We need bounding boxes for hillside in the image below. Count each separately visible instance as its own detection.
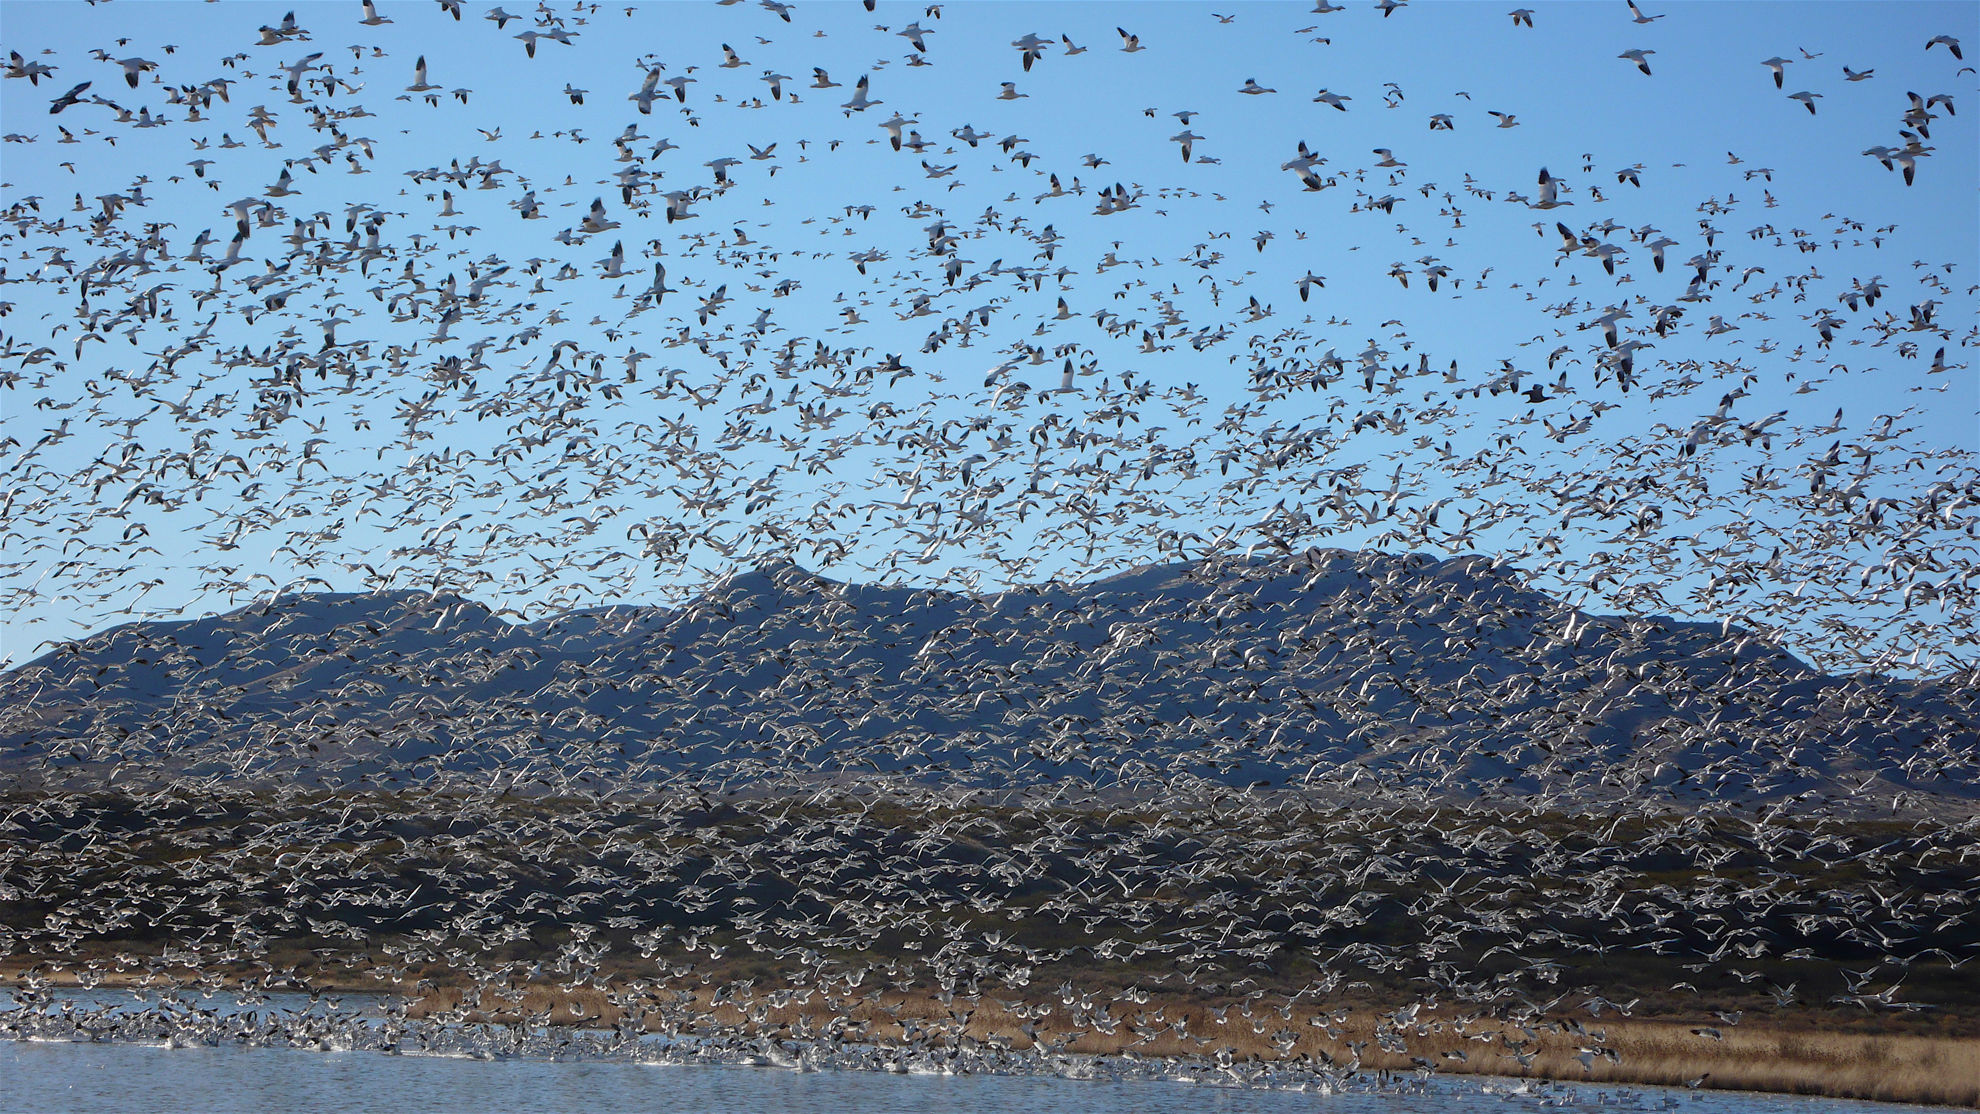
[3,550,1975,807]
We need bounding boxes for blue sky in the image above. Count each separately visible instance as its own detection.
[1,0,1975,672]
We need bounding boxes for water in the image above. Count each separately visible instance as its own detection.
[1,1038,1946,1114]
[0,992,1938,1114]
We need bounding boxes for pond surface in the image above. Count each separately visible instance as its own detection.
[0,992,1938,1114]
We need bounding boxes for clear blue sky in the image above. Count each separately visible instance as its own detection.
[1,0,1975,673]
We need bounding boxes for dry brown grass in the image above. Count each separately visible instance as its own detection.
[1529,1021,1980,1107]
[8,953,1977,1106]
[382,977,1980,1106]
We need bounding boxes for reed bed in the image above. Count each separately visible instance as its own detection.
[376,976,1980,1106]
[9,953,1976,1106]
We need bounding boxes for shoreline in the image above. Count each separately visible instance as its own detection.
[5,793,1974,1106]
[6,958,1976,1107]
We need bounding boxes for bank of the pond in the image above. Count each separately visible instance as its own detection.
[6,960,1975,1107]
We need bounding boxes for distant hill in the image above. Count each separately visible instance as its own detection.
[3,551,1975,807]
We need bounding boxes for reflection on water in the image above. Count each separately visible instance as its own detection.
[0,992,1937,1114]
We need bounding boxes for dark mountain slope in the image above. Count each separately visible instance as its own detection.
[3,551,1974,806]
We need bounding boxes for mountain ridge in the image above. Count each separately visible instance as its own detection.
[4,549,1975,808]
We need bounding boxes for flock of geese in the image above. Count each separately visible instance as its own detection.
[2,774,1975,1089]
[0,0,1975,1093]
